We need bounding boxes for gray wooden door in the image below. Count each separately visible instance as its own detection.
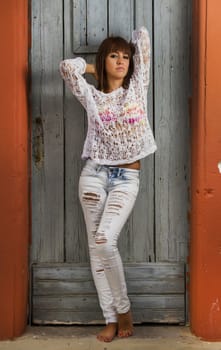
[31,0,191,324]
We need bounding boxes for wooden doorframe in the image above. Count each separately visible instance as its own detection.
[190,0,221,341]
[1,0,221,341]
[0,0,29,340]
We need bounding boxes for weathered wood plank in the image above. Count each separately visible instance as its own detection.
[32,293,184,324]
[87,0,107,45]
[33,262,185,296]
[73,0,108,53]
[34,279,184,295]
[33,310,104,324]
[154,0,191,262]
[33,263,184,280]
[32,263,185,323]
[33,263,185,323]
[73,0,86,53]
[31,0,64,262]
[109,0,133,39]
[64,0,89,263]
[33,295,184,310]
[130,0,155,262]
[33,309,185,325]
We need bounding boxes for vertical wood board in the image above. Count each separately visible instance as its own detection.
[64,0,89,262]
[31,0,64,262]
[154,0,191,262]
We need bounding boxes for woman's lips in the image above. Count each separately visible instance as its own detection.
[116,67,125,71]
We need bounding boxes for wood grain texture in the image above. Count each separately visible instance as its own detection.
[109,0,133,39]
[131,0,155,263]
[31,0,64,262]
[32,263,185,324]
[87,0,107,45]
[33,309,185,325]
[64,0,89,263]
[154,0,191,262]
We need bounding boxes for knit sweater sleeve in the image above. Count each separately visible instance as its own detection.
[132,27,151,90]
[59,57,89,109]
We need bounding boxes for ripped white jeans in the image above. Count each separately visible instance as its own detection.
[79,159,140,324]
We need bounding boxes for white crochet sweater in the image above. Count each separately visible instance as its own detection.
[60,27,157,165]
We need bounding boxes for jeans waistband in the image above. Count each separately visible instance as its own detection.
[86,159,140,173]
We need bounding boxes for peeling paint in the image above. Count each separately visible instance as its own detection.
[211,298,220,313]
[204,188,215,197]
[209,298,221,329]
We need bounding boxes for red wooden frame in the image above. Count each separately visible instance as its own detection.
[0,0,29,339]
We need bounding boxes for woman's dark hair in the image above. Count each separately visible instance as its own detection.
[96,36,135,92]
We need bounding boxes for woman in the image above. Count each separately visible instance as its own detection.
[60,27,157,342]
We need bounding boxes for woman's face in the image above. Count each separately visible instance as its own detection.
[105,51,130,81]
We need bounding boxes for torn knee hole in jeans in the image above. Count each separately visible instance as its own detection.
[106,202,122,215]
[95,238,107,244]
[95,231,107,244]
[82,192,100,202]
[82,192,100,201]
[108,203,122,209]
[106,191,129,214]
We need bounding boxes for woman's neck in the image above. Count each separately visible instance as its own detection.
[106,78,123,93]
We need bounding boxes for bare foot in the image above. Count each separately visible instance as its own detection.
[96,323,118,342]
[118,310,133,338]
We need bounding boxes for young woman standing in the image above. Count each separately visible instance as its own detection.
[60,26,157,342]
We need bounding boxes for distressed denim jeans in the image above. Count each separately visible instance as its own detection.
[79,159,140,324]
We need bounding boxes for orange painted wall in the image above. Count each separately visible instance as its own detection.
[0,0,29,339]
[190,0,221,340]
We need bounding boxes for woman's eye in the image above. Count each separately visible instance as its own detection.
[109,53,129,59]
[110,54,118,58]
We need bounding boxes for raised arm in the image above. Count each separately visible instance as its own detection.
[132,27,151,90]
[60,57,95,108]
